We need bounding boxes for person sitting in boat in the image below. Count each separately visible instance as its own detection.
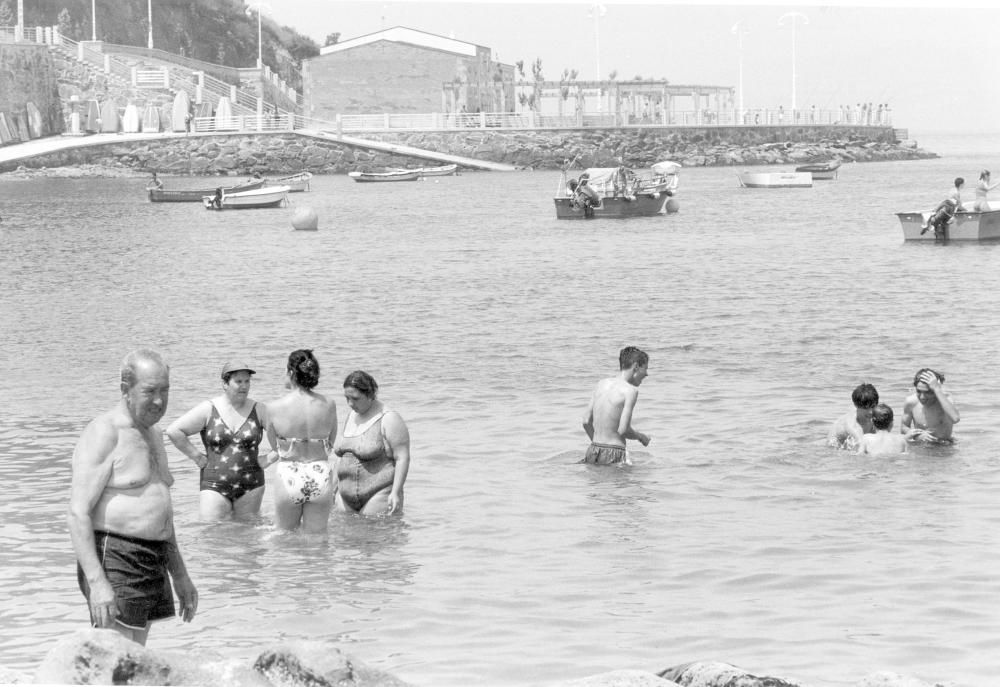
[209,188,223,209]
[149,172,163,190]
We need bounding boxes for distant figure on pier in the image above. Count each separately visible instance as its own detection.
[973,170,1000,211]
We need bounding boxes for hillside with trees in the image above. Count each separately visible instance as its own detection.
[4,0,325,90]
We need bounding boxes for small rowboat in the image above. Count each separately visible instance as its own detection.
[387,163,459,178]
[148,178,265,202]
[268,171,312,192]
[416,164,458,177]
[348,169,420,183]
[795,159,841,180]
[737,171,812,188]
[203,185,290,210]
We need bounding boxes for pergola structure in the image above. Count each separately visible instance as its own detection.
[524,79,735,124]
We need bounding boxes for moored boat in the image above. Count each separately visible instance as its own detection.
[268,171,312,192]
[554,161,680,219]
[737,171,812,188]
[896,208,1000,241]
[795,159,841,180]
[148,178,265,202]
[203,185,290,210]
[416,164,458,177]
[348,169,421,182]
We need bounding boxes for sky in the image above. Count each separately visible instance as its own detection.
[268,1,1000,134]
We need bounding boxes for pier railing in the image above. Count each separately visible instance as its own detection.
[302,108,893,134]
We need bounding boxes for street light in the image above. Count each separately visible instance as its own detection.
[254,0,266,69]
[91,0,96,41]
[147,0,153,49]
[589,3,606,81]
[778,11,808,112]
[731,21,749,121]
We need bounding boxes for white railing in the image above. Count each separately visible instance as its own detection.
[320,109,892,133]
[192,114,293,133]
[133,67,169,89]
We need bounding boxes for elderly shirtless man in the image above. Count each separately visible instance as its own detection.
[901,368,960,443]
[68,349,197,645]
[581,346,651,466]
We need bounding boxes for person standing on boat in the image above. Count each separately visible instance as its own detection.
[901,368,960,443]
[828,382,879,450]
[973,170,1000,211]
[581,346,651,466]
[166,362,270,521]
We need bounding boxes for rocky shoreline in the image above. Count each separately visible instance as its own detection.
[0,629,961,687]
[0,127,935,178]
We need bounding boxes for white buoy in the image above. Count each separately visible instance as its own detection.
[291,206,319,231]
[665,198,680,214]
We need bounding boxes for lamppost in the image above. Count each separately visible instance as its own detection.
[589,3,606,81]
[589,3,606,113]
[778,11,808,112]
[255,0,263,69]
[147,0,153,49]
[731,20,749,122]
[91,0,96,41]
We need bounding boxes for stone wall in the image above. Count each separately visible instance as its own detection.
[0,42,64,139]
[0,126,934,176]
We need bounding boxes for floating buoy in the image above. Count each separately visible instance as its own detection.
[291,206,318,231]
[665,198,680,214]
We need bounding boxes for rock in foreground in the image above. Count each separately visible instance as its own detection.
[34,629,411,686]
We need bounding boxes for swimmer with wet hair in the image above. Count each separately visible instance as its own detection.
[857,403,908,456]
[828,382,879,449]
[901,368,960,442]
[581,346,650,466]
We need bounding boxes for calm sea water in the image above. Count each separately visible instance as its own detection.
[1,132,999,687]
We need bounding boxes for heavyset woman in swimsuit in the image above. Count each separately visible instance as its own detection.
[166,362,268,521]
[333,371,411,516]
[263,350,339,533]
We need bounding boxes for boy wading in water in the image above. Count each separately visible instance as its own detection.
[828,382,879,450]
[901,368,960,443]
[857,403,908,456]
[581,346,651,466]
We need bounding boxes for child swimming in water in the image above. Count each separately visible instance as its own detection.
[857,404,908,456]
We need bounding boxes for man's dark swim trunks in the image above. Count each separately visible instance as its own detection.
[77,530,176,630]
[582,442,628,465]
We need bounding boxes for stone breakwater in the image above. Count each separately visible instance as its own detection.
[0,629,961,687]
[0,126,934,177]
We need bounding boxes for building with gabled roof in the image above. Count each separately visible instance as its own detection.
[302,26,515,120]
